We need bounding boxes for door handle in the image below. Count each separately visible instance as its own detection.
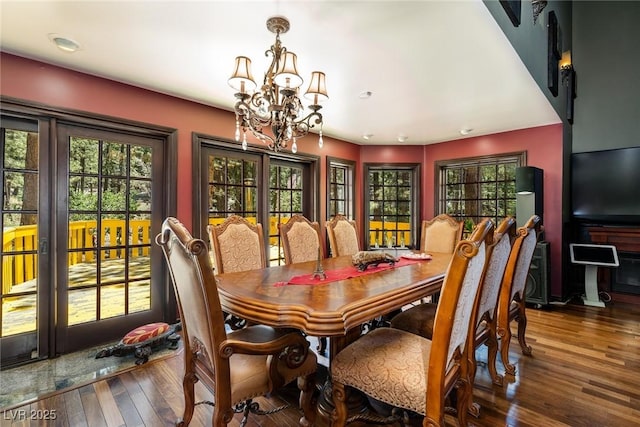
[39,238,48,254]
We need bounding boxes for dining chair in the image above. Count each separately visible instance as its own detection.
[279,214,323,264]
[326,214,360,258]
[420,213,464,254]
[390,216,517,417]
[207,215,267,330]
[495,214,542,376]
[330,218,494,427]
[207,215,267,273]
[278,214,328,354]
[156,217,317,427]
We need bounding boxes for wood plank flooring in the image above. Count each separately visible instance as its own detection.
[2,301,640,426]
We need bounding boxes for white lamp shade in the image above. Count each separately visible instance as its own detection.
[274,51,303,88]
[304,71,328,104]
[228,56,257,92]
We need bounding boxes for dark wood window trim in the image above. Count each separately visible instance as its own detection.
[326,156,356,221]
[191,133,321,245]
[434,151,526,232]
[364,163,421,250]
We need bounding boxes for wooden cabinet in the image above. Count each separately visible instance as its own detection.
[587,227,640,304]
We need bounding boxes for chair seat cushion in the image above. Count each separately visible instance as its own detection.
[230,353,272,402]
[331,327,432,415]
[227,326,318,405]
[121,322,170,345]
[389,303,437,340]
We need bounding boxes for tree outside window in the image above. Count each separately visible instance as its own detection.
[437,153,525,236]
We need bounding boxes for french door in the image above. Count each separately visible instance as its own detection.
[56,124,167,353]
[268,160,307,265]
[0,115,50,366]
[198,142,318,265]
[1,111,172,366]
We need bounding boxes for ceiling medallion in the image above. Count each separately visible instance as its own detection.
[532,0,548,25]
[228,16,328,153]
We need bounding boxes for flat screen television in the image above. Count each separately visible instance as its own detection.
[569,243,619,267]
[571,147,640,224]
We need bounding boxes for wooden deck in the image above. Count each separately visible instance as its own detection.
[2,301,640,426]
[2,257,151,336]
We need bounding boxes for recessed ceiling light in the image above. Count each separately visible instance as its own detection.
[460,128,473,136]
[359,91,372,99]
[397,135,408,143]
[48,33,80,53]
[362,133,373,140]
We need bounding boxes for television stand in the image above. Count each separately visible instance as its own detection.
[583,265,605,307]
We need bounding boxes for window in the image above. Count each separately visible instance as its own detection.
[327,157,355,220]
[268,162,305,265]
[436,153,525,234]
[364,164,420,249]
[197,139,318,267]
[207,154,259,221]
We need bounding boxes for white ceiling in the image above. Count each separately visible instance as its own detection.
[0,0,560,146]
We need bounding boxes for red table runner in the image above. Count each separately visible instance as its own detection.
[274,257,423,286]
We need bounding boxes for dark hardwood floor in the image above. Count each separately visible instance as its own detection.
[2,301,640,426]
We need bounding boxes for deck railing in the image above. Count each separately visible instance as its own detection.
[2,219,151,294]
[4,217,412,293]
[208,217,412,248]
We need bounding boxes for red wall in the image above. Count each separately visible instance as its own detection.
[0,53,359,231]
[424,126,564,297]
[1,53,564,297]
[362,125,564,297]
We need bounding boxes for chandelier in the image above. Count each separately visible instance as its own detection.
[228,16,328,153]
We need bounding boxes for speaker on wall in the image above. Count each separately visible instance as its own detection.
[525,241,550,306]
[516,166,544,228]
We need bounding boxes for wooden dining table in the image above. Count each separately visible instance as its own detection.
[215,251,451,425]
[216,251,451,356]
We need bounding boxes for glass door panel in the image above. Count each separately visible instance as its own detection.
[58,126,162,353]
[0,117,44,365]
[269,162,305,266]
[199,145,314,267]
[206,153,259,223]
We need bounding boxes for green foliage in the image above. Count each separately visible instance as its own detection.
[442,160,518,227]
[4,130,28,169]
[69,190,98,212]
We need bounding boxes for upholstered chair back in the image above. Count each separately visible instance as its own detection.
[435,218,493,366]
[494,214,542,376]
[420,214,464,254]
[476,216,517,326]
[279,215,322,264]
[510,225,538,300]
[326,214,360,257]
[157,218,226,393]
[207,215,266,273]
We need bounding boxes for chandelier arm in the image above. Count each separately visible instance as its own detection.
[294,110,323,130]
[234,100,278,148]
